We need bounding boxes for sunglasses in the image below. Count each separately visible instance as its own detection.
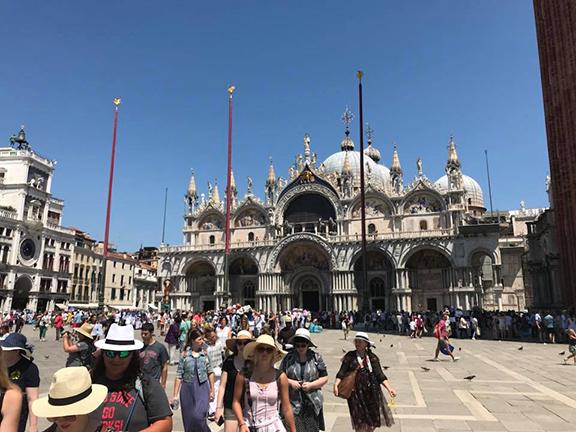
[104,350,131,359]
[256,346,275,354]
[295,343,308,348]
[236,340,250,347]
[47,415,77,423]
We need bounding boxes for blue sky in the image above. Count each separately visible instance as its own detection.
[0,1,548,251]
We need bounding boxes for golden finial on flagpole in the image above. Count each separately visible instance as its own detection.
[113,97,121,107]
[357,70,364,82]
[228,85,235,96]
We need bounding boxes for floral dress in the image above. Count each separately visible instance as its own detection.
[336,350,394,429]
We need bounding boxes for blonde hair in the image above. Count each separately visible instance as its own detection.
[0,353,18,391]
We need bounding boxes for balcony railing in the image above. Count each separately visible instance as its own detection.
[162,228,455,253]
[0,209,17,220]
[47,223,75,235]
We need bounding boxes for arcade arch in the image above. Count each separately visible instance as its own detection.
[13,276,32,311]
[185,260,216,311]
[229,255,259,306]
[352,250,395,311]
[282,193,336,235]
[406,249,452,312]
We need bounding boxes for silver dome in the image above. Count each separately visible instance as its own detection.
[323,151,390,188]
[435,174,484,208]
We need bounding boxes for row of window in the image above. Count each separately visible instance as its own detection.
[111,274,132,285]
[44,238,71,250]
[111,288,130,301]
[112,261,133,271]
[0,228,13,238]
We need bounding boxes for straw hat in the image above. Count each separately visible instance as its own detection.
[353,332,375,348]
[94,324,143,351]
[289,328,317,348]
[32,367,107,418]
[243,334,285,363]
[74,322,94,340]
[225,330,254,351]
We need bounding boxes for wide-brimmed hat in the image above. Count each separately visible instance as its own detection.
[94,324,143,351]
[353,332,375,348]
[289,328,317,348]
[243,334,285,363]
[0,333,33,355]
[225,330,254,351]
[74,323,94,340]
[32,367,107,418]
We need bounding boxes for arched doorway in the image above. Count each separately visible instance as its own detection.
[353,250,394,311]
[278,241,330,312]
[229,256,258,306]
[299,277,321,311]
[13,276,32,311]
[185,261,216,311]
[406,249,452,312]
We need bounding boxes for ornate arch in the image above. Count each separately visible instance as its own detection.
[468,247,499,266]
[182,257,217,276]
[401,189,446,215]
[347,191,396,219]
[196,207,225,230]
[233,198,269,227]
[274,183,343,226]
[229,252,261,273]
[399,244,454,268]
[348,246,397,271]
[266,232,337,272]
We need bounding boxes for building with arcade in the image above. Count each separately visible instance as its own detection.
[158,117,529,313]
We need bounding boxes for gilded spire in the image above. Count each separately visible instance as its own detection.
[391,144,402,174]
[266,157,276,186]
[212,179,221,205]
[187,169,197,197]
[340,107,355,151]
[364,123,381,162]
[448,135,459,164]
[342,150,352,176]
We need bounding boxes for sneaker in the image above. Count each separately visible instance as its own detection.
[453,357,460,362]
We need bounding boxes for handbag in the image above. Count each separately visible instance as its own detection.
[337,369,357,399]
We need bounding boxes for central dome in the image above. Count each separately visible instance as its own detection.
[323,150,390,188]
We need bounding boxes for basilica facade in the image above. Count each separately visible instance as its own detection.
[158,120,526,313]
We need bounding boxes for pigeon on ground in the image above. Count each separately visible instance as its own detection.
[458,347,462,351]
[390,344,394,348]
[44,355,49,359]
[518,346,524,351]
[463,375,476,381]
[559,351,566,356]
[421,366,430,372]
[341,348,346,353]
[383,366,390,370]
[380,338,383,342]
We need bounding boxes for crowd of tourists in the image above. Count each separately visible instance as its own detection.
[0,303,572,431]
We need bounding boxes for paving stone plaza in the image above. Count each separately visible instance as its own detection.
[25,325,576,432]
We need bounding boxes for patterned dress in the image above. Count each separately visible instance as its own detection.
[336,350,394,429]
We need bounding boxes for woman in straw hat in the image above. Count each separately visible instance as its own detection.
[214,330,253,432]
[334,332,396,431]
[0,345,22,431]
[232,334,296,432]
[171,329,214,432]
[91,324,172,432]
[63,322,95,369]
[0,333,40,432]
[32,367,106,432]
[280,328,328,432]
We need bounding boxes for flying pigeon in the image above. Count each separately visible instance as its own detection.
[342,348,346,353]
[463,375,476,381]
[518,346,524,351]
[559,351,566,356]
[383,366,390,370]
[390,344,394,348]
[458,347,462,351]
[421,366,430,372]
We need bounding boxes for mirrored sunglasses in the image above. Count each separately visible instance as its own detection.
[256,346,275,354]
[104,350,131,359]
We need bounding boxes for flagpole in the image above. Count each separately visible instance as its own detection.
[223,85,235,308]
[161,187,168,244]
[357,71,369,312]
[99,97,121,312]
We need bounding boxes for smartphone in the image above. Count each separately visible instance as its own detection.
[217,416,225,426]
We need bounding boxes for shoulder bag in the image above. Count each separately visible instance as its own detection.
[337,369,357,399]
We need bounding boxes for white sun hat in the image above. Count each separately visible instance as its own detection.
[94,323,144,351]
[353,332,376,348]
[32,367,107,418]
